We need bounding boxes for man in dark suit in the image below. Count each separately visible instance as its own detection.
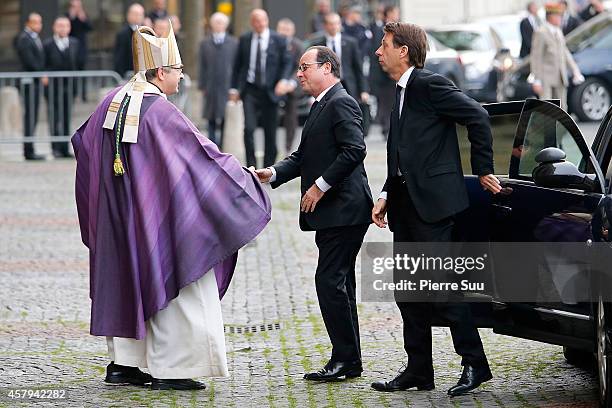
[276,18,304,153]
[255,46,373,381]
[14,12,46,160]
[229,9,292,168]
[199,12,238,147]
[311,13,369,114]
[44,16,80,158]
[519,1,540,58]
[113,3,145,77]
[370,22,501,397]
[560,0,581,35]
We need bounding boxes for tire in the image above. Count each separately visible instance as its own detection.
[597,297,612,407]
[570,78,611,122]
[564,346,595,369]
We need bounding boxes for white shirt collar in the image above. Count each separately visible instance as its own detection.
[544,21,563,36]
[397,66,415,89]
[255,28,270,41]
[326,33,341,43]
[315,82,338,102]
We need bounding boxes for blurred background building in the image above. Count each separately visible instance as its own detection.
[0,0,529,77]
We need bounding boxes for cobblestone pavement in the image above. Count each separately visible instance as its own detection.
[0,124,600,407]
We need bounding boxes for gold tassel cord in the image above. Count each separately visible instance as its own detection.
[113,154,125,176]
[113,95,131,177]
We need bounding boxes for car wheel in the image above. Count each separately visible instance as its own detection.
[564,346,595,368]
[571,78,611,122]
[597,297,612,407]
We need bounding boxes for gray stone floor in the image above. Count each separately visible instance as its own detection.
[0,122,600,407]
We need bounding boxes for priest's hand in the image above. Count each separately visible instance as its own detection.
[254,168,273,183]
[372,198,388,228]
[301,184,324,213]
[479,174,502,194]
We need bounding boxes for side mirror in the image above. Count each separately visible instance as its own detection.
[532,147,597,192]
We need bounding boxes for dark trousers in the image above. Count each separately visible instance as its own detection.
[22,80,41,157]
[314,223,369,362]
[208,118,224,147]
[243,83,278,168]
[46,79,73,155]
[282,92,298,152]
[388,177,488,378]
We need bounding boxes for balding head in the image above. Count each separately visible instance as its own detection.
[26,13,42,33]
[250,9,269,34]
[127,3,145,26]
[323,13,342,36]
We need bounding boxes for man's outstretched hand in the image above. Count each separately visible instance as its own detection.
[253,168,273,183]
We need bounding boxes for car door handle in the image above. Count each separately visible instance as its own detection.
[491,203,512,217]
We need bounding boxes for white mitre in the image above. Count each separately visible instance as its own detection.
[102,23,182,144]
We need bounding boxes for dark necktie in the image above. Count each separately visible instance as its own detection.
[331,39,336,54]
[309,100,319,116]
[255,36,263,87]
[395,85,403,123]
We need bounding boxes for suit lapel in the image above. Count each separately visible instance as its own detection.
[301,82,342,137]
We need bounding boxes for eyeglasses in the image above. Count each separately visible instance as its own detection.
[163,65,184,73]
[297,62,324,72]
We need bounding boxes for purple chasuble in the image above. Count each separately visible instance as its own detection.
[72,87,271,339]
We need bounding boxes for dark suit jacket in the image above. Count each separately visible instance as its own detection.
[231,30,292,103]
[271,82,373,231]
[519,17,537,58]
[14,29,45,72]
[311,35,368,99]
[114,25,135,77]
[382,69,493,225]
[198,35,239,120]
[43,37,79,72]
[562,14,581,35]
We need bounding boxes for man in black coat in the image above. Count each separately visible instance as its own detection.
[44,16,80,158]
[229,9,292,168]
[559,0,581,35]
[519,1,540,58]
[14,12,46,160]
[310,13,369,111]
[198,12,238,146]
[370,22,501,397]
[255,46,373,381]
[113,3,145,77]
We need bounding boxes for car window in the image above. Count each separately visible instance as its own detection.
[457,113,519,175]
[515,112,584,177]
[428,30,490,52]
[567,17,612,52]
[591,27,612,49]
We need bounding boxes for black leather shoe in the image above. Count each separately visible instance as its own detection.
[371,366,434,392]
[447,364,492,397]
[151,378,206,390]
[303,359,362,381]
[24,154,45,161]
[104,361,153,386]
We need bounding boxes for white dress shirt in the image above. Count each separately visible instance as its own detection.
[247,29,270,84]
[54,35,69,52]
[379,66,415,201]
[326,34,342,61]
[268,82,339,192]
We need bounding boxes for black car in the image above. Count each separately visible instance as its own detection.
[501,12,612,122]
[438,98,612,406]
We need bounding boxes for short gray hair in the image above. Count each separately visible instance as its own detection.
[210,12,230,27]
[307,46,341,78]
[145,66,171,81]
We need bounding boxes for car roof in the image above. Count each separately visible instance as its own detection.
[426,23,492,33]
[566,11,612,42]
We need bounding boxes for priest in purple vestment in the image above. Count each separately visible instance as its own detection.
[72,23,271,391]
